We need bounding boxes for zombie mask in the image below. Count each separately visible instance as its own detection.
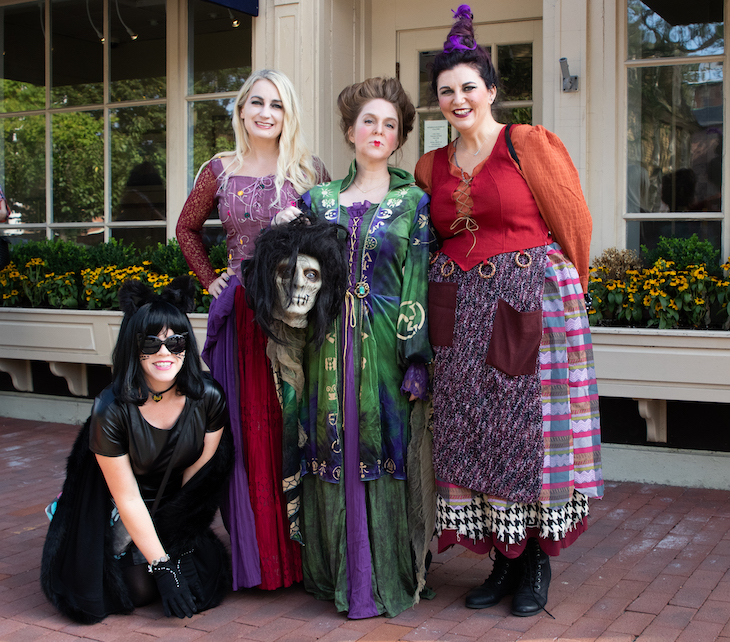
[273,255,322,327]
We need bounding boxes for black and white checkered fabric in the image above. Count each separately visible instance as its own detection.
[436,491,589,544]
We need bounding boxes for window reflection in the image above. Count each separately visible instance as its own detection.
[111,226,166,250]
[189,0,252,94]
[627,63,722,214]
[626,220,721,254]
[0,3,46,113]
[52,110,104,223]
[497,43,532,101]
[110,0,166,102]
[51,0,104,107]
[2,115,46,224]
[628,0,723,60]
[53,227,106,246]
[189,99,235,192]
[110,104,166,250]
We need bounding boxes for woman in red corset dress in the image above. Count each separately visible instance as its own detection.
[176,69,329,591]
[415,5,603,617]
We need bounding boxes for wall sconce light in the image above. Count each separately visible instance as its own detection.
[559,58,578,92]
[229,9,240,28]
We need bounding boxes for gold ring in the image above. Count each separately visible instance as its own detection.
[515,251,532,268]
[430,251,441,265]
[478,261,496,279]
[441,260,455,277]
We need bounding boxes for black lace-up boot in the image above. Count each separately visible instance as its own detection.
[511,538,552,617]
[465,548,523,609]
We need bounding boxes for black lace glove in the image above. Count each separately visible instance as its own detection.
[178,549,204,603]
[148,558,197,618]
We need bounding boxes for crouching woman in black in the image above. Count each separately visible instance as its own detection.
[41,277,233,623]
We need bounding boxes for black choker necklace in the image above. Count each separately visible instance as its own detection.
[151,382,176,402]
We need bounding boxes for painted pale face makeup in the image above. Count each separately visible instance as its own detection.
[436,64,495,134]
[273,255,322,328]
[139,327,185,390]
[240,79,285,141]
[348,98,400,161]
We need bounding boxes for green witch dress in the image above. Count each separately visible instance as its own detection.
[296,162,432,618]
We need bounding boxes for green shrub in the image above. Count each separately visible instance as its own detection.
[641,234,720,275]
[145,239,191,277]
[209,242,228,270]
[87,238,141,269]
[10,239,89,276]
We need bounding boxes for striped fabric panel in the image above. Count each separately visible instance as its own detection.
[540,244,603,507]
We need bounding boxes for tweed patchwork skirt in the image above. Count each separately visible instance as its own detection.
[430,243,603,550]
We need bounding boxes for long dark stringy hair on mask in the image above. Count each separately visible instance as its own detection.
[114,276,204,405]
[430,5,499,100]
[243,213,347,349]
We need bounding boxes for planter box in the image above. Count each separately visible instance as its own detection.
[591,327,730,441]
[2,310,729,443]
[0,308,209,396]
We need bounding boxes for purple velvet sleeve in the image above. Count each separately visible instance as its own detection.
[401,363,429,400]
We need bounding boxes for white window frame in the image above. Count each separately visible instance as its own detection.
[618,0,730,259]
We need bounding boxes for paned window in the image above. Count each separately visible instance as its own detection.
[0,0,252,249]
[625,0,724,255]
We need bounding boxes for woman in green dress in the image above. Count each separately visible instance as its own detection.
[299,77,432,618]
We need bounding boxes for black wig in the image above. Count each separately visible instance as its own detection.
[243,213,347,349]
[113,275,205,405]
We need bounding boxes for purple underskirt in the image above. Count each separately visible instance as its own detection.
[343,201,378,618]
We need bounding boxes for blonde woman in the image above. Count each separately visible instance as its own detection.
[177,69,329,591]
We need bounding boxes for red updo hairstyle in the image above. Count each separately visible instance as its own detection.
[337,77,416,151]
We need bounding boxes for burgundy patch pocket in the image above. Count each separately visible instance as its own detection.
[428,282,458,347]
[485,298,543,376]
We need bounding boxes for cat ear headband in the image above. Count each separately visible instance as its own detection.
[118,275,196,317]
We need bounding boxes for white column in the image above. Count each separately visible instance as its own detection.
[255,0,369,177]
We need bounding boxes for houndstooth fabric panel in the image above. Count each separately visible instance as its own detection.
[435,491,589,544]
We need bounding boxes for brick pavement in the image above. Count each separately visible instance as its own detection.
[1,416,730,642]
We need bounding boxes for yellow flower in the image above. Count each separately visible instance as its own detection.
[695,297,705,306]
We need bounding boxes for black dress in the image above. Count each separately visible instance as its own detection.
[41,374,234,623]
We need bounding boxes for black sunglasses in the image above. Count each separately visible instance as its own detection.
[139,333,188,355]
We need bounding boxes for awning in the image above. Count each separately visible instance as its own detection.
[203,0,258,18]
[641,0,721,27]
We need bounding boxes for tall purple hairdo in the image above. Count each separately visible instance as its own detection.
[429,4,498,101]
[444,5,477,52]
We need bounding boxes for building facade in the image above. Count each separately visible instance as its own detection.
[1,0,726,263]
